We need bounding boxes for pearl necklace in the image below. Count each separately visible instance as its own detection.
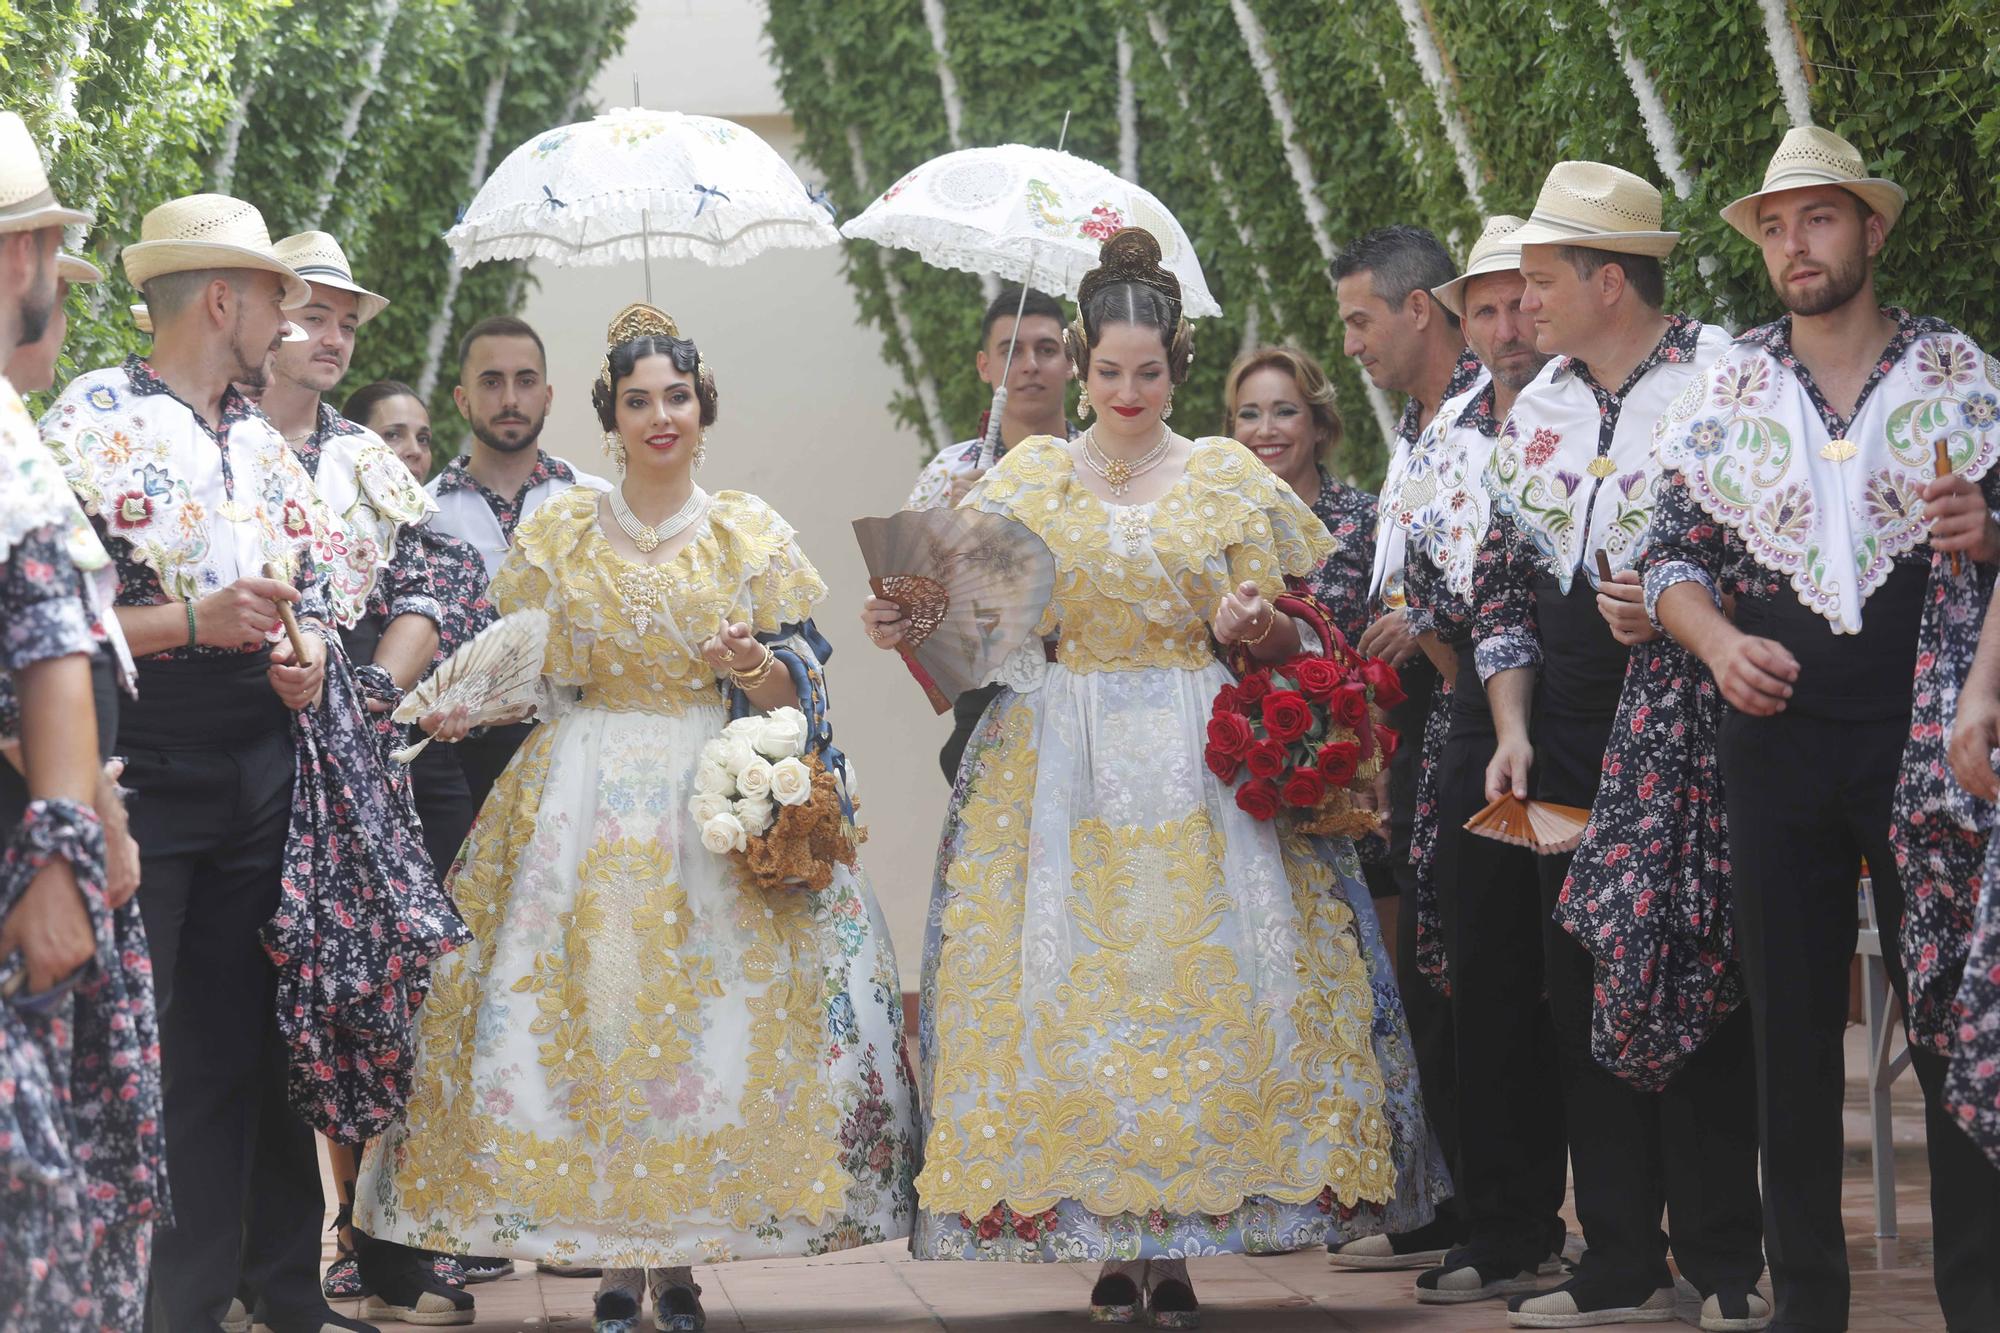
[609,484,707,553]
[1081,424,1172,497]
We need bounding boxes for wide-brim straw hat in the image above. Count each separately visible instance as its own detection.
[1720,125,1906,241]
[122,193,309,308]
[131,301,308,341]
[1432,214,1528,317]
[274,230,388,324]
[1510,161,1679,257]
[56,252,102,285]
[0,112,92,234]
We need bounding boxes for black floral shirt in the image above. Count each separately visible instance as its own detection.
[84,359,328,661]
[1395,346,1485,448]
[1303,466,1379,650]
[1644,309,2000,1057]
[1474,317,1707,682]
[432,450,582,543]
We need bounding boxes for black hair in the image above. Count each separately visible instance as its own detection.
[980,284,1065,349]
[456,314,546,375]
[1331,224,1461,329]
[1551,245,1666,310]
[341,379,422,430]
[591,335,718,430]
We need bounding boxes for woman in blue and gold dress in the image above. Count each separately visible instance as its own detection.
[863,230,1433,1328]
[356,306,918,1333]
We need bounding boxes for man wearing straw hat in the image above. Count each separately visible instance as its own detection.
[38,193,376,1333]
[1473,162,1767,1329]
[0,109,163,1330]
[1382,216,1571,1308]
[1649,126,2000,1332]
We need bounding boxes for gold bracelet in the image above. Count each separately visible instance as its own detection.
[729,645,778,689]
[1243,607,1281,649]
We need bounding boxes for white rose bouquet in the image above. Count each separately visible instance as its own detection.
[687,706,863,891]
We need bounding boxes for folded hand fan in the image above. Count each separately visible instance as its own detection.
[852,508,1055,713]
[1464,794,1591,855]
[389,607,550,762]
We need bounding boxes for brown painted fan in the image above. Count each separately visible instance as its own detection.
[1464,794,1591,855]
[853,508,1055,713]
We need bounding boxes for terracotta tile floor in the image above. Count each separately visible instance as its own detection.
[326,1028,1953,1331]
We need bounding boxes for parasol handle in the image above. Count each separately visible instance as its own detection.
[979,387,1008,471]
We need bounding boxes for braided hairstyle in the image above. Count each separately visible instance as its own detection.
[1064,228,1195,384]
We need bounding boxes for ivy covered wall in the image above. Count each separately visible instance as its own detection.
[765,0,2000,484]
[0,0,635,463]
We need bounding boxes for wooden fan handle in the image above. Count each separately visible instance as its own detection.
[261,561,312,661]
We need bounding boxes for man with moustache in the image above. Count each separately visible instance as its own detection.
[1651,127,2000,1332]
[906,284,1075,782]
[1473,163,1765,1330]
[39,193,369,1333]
[1326,223,1481,1271]
[426,315,608,806]
[1385,217,1571,1306]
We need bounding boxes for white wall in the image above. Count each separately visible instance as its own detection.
[519,0,959,985]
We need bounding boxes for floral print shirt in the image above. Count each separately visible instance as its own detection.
[1303,466,1379,650]
[1645,311,2000,1055]
[432,450,585,543]
[1474,316,1708,682]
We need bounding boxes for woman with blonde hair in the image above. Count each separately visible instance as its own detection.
[1223,346,1375,649]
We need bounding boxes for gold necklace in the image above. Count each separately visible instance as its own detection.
[609,484,707,553]
[1081,424,1172,497]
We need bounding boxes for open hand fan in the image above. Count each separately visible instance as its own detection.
[1464,794,1591,855]
[389,607,550,762]
[853,508,1055,713]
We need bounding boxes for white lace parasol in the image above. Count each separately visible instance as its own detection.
[445,108,839,272]
[840,144,1221,317]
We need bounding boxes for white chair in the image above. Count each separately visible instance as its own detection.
[1855,873,1912,1238]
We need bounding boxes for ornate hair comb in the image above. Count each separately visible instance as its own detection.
[604,301,681,348]
[1076,227,1182,310]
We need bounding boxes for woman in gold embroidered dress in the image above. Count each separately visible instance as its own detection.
[355,306,918,1333]
[861,231,1403,1328]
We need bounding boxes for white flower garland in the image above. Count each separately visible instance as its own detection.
[1758,0,1815,127]
[1141,12,1287,334]
[1599,3,1727,309]
[417,1,520,400]
[825,55,951,451]
[1116,26,1139,183]
[308,0,404,228]
[1392,0,1487,208]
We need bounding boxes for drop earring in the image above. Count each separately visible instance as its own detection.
[693,435,708,470]
[1076,385,1092,420]
[602,430,627,476]
[1162,393,1174,422]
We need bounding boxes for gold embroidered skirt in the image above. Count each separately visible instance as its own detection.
[354,702,919,1266]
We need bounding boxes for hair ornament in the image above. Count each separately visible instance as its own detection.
[1070,227,1196,383]
[595,300,713,403]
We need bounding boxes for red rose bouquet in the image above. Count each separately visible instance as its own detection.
[1206,594,1398,839]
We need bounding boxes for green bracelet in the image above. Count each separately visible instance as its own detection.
[184,599,198,649]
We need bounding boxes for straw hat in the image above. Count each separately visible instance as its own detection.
[121,193,308,308]
[56,252,102,285]
[273,230,388,324]
[1510,162,1679,257]
[1431,214,1528,317]
[130,300,308,342]
[1720,126,1906,241]
[0,112,92,234]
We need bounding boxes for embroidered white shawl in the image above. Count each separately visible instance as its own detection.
[38,367,361,625]
[1656,326,2000,633]
[1488,324,1730,591]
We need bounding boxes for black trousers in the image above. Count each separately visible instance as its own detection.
[1720,709,2000,1331]
[410,738,479,874]
[128,731,326,1331]
[1434,723,1566,1267]
[1534,710,1765,1297]
[455,719,532,812]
